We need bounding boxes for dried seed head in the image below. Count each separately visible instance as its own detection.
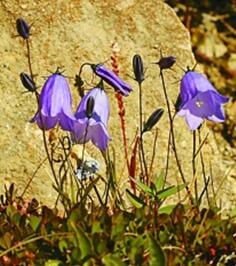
[20,73,36,92]
[158,56,176,70]
[85,96,95,118]
[132,54,145,84]
[16,18,30,39]
[142,108,164,134]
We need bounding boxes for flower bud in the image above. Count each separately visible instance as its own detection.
[174,94,182,112]
[85,96,95,118]
[20,73,36,92]
[16,18,30,39]
[158,56,176,70]
[132,54,144,84]
[142,108,164,134]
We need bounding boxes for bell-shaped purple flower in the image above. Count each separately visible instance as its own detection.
[31,73,75,131]
[92,64,132,96]
[73,87,111,151]
[177,71,229,130]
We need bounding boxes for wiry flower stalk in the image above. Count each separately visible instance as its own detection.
[159,70,194,205]
[17,18,59,191]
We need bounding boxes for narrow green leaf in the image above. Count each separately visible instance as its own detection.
[158,204,176,215]
[126,189,145,208]
[102,254,126,266]
[148,234,166,266]
[131,178,154,196]
[157,184,186,200]
[45,259,63,266]
[154,172,165,191]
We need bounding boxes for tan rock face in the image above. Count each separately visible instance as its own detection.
[0,0,232,207]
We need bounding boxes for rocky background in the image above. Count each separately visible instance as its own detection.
[0,0,235,208]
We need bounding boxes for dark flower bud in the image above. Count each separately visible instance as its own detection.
[174,94,182,112]
[132,54,145,84]
[85,96,95,118]
[142,108,164,134]
[16,18,30,39]
[20,72,36,92]
[158,56,176,70]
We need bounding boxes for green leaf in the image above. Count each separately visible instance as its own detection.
[102,254,126,266]
[126,189,145,208]
[157,184,186,200]
[69,220,92,260]
[44,259,63,266]
[158,204,176,215]
[0,232,12,249]
[132,178,154,196]
[148,234,166,266]
[154,173,165,191]
[29,216,41,232]
[58,240,68,252]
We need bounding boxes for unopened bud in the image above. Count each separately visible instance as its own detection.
[142,108,164,134]
[132,54,145,84]
[16,18,30,39]
[157,56,176,70]
[20,73,36,92]
[85,96,95,118]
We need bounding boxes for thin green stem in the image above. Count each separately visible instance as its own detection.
[25,39,59,187]
[198,129,210,207]
[192,131,198,205]
[159,70,193,204]
[138,83,149,184]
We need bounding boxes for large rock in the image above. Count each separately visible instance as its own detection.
[0,0,233,207]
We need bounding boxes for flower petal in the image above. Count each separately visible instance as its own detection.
[91,123,111,151]
[185,110,203,130]
[30,112,57,130]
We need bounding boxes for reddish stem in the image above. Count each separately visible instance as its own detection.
[110,45,130,174]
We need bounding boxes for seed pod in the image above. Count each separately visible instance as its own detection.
[20,73,36,92]
[132,54,145,84]
[85,96,95,118]
[16,18,30,39]
[142,108,164,134]
[158,56,176,70]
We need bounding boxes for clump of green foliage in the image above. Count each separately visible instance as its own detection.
[0,183,236,265]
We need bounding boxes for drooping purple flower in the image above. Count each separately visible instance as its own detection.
[31,73,76,131]
[177,71,229,130]
[73,87,111,151]
[92,64,132,96]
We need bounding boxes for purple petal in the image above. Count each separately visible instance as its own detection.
[184,91,215,118]
[91,123,111,151]
[75,88,109,125]
[185,110,203,130]
[59,112,75,131]
[30,112,57,130]
[73,87,111,150]
[180,71,217,107]
[95,65,132,96]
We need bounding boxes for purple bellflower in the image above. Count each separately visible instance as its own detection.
[92,64,132,96]
[31,73,75,131]
[73,87,111,151]
[177,71,229,130]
